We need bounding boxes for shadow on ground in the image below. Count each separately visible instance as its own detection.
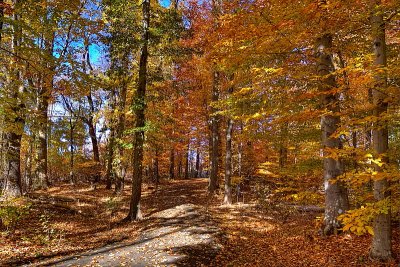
[28,203,222,267]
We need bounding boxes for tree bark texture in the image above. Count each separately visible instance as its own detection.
[127,0,150,221]
[316,33,349,235]
[370,0,392,260]
[223,117,233,205]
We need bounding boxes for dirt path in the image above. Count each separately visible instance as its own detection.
[23,180,222,267]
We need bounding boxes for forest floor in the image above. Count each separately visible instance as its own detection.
[1,178,399,266]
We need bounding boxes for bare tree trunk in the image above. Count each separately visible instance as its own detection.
[370,0,392,260]
[127,0,150,221]
[316,32,349,235]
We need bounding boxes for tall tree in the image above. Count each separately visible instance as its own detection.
[223,111,233,205]
[127,0,151,221]
[2,0,25,197]
[316,2,349,234]
[369,0,392,260]
[208,0,222,194]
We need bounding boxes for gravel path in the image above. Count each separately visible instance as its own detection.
[29,204,221,267]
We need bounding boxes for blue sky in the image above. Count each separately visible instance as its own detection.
[88,0,172,68]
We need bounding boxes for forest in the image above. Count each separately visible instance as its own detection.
[0,0,400,266]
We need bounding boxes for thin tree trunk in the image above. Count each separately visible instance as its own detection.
[316,31,349,235]
[209,70,220,194]
[113,62,128,194]
[0,0,3,44]
[370,0,392,260]
[238,123,243,178]
[127,0,150,221]
[114,80,128,194]
[196,147,200,178]
[105,123,115,189]
[83,45,101,186]
[69,117,75,185]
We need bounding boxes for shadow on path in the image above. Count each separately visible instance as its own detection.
[28,204,221,267]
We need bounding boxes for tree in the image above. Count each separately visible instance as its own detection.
[1,0,25,198]
[369,0,392,260]
[316,1,349,235]
[208,0,222,195]
[127,0,151,221]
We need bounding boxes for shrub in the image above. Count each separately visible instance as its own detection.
[0,198,31,232]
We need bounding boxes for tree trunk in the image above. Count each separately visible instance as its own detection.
[370,0,392,260]
[83,44,101,186]
[36,86,49,188]
[87,96,100,185]
[105,124,115,189]
[238,123,243,177]
[195,147,200,178]
[0,0,3,44]
[35,31,55,189]
[114,80,128,194]
[185,142,190,179]
[224,117,233,205]
[209,70,220,194]
[69,118,75,185]
[316,32,349,235]
[2,0,24,198]
[127,0,150,221]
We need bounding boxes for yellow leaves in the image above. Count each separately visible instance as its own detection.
[252,112,262,119]
[252,67,283,76]
[236,87,252,95]
[339,199,391,236]
[365,226,374,235]
[370,157,384,167]
[256,168,278,177]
